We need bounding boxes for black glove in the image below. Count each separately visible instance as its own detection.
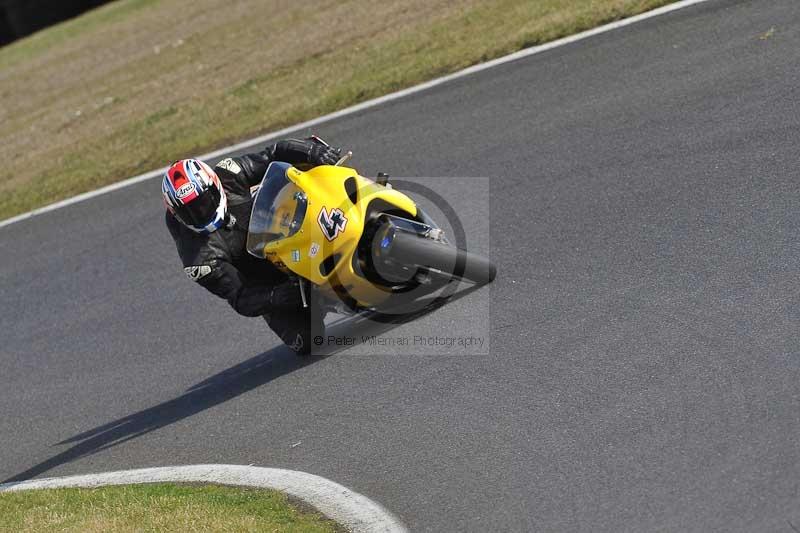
[267,138,342,167]
[267,281,304,311]
[308,143,342,166]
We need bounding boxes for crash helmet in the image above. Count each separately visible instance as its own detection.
[162,159,228,234]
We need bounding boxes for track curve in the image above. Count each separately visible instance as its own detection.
[2,1,799,530]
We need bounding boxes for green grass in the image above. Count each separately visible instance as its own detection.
[0,0,678,220]
[0,483,341,532]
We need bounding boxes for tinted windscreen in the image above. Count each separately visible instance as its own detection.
[246,162,307,257]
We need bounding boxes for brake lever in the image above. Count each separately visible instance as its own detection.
[309,135,329,147]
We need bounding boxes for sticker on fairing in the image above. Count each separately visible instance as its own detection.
[184,265,212,281]
[291,249,301,262]
[317,207,347,241]
[308,242,320,258]
[216,157,242,174]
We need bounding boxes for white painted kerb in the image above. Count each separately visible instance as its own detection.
[0,464,408,533]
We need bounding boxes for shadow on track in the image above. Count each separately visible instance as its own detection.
[3,284,481,484]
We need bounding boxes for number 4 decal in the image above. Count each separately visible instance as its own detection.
[317,207,348,241]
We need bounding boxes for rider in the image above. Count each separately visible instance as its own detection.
[163,137,342,355]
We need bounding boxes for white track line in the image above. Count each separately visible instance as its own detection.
[0,464,408,533]
[0,0,711,230]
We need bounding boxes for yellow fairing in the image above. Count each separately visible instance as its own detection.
[262,165,417,307]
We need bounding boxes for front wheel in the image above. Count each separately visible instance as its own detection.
[375,228,496,285]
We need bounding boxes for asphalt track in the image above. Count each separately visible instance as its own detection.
[1,0,798,530]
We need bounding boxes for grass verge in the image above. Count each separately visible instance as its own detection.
[0,0,679,219]
[0,483,341,532]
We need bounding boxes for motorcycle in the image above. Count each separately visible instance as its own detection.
[245,139,496,316]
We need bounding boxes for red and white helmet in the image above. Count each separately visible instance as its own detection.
[162,159,228,234]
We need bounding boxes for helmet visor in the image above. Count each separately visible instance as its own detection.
[174,186,221,228]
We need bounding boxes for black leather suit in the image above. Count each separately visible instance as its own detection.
[166,139,328,354]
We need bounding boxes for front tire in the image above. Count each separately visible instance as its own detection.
[378,229,496,285]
